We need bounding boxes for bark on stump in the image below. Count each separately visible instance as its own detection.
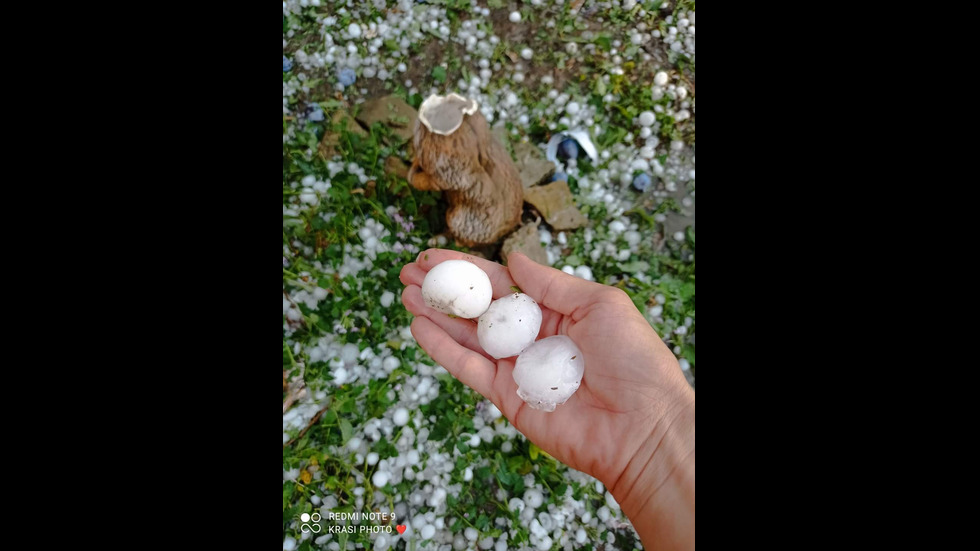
[408,93,523,247]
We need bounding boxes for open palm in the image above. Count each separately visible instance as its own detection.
[400,249,693,491]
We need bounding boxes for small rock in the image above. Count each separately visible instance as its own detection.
[318,111,368,159]
[512,141,555,189]
[384,156,410,180]
[523,180,588,230]
[356,95,418,144]
[502,223,549,266]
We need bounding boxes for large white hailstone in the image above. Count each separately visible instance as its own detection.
[348,23,362,38]
[513,336,585,412]
[638,111,655,127]
[521,48,533,60]
[421,260,493,318]
[654,71,669,86]
[477,293,543,359]
[509,11,521,23]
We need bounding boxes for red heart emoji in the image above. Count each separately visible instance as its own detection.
[396,525,407,535]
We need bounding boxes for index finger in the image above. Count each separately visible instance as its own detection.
[413,248,519,299]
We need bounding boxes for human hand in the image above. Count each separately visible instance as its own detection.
[400,249,694,548]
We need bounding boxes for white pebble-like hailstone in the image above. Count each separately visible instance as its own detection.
[638,111,655,127]
[372,470,389,487]
[509,11,521,23]
[421,260,493,318]
[654,71,669,86]
[513,336,585,412]
[393,407,410,426]
[477,293,543,359]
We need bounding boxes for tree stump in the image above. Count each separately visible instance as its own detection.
[408,94,523,247]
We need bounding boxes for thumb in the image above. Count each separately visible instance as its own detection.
[507,252,609,317]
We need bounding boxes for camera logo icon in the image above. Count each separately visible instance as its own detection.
[300,512,321,533]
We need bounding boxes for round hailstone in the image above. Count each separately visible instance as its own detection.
[638,111,655,127]
[393,407,410,426]
[348,23,362,38]
[478,293,542,358]
[566,102,581,116]
[513,336,585,412]
[421,260,493,318]
[524,488,544,508]
[654,71,669,86]
[372,470,390,487]
[509,11,522,23]
[521,48,533,60]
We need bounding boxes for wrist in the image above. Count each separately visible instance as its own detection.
[609,386,695,548]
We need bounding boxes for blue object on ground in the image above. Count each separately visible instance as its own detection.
[338,68,357,87]
[559,139,579,159]
[632,172,652,191]
[283,55,293,72]
[308,104,325,122]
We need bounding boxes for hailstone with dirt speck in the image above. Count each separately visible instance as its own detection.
[513,336,585,412]
[477,293,542,359]
[421,260,493,318]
